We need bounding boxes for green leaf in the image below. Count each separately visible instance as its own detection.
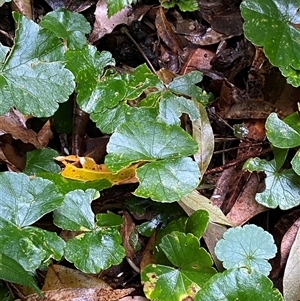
[291,149,300,175]
[91,103,158,134]
[279,65,300,86]
[0,253,42,297]
[53,192,125,273]
[40,8,91,50]
[157,91,200,125]
[135,157,200,202]
[195,267,283,301]
[87,64,161,127]
[272,146,288,171]
[106,0,137,17]
[266,113,300,148]
[121,64,163,100]
[240,0,300,85]
[161,0,198,11]
[24,148,60,175]
[64,229,125,273]
[142,232,216,301]
[52,99,73,134]
[168,71,204,103]
[215,225,277,276]
[105,121,199,172]
[0,172,63,226]
[0,13,75,117]
[68,49,160,120]
[53,189,99,231]
[66,46,115,113]
[0,43,9,63]
[96,211,123,227]
[105,121,200,202]
[0,218,65,272]
[185,210,209,239]
[244,158,300,209]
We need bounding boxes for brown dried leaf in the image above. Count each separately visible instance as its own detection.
[226,173,268,226]
[140,232,156,272]
[25,287,134,301]
[89,0,132,43]
[155,6,183,54]
[89,0,150,43]
[42,265,110,291]
[202,222,227,272]
[0,111,46,148]
[37,120,53,147]
[225,100,280,119]
[184,28,233,46]
[67,0,97,12]
[0,134,27,171]
[156,68,176,84]
[180,46,215,74]
[279,218,300,276]
[11,0,32,19]
[209,7,243,36]
[121,211,137,259]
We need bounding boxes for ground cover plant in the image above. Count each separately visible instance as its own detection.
[0,0,300,300]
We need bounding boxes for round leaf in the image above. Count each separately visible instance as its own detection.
[266,113,300,148]
[244,158,300,209]
[105,121,198,172]
[66,46,115,113]
[96,211,123,227]
[40,8,91,50]
[160,232,214,270]
[142,232,216,301]
[0,172,63,227]
[215,225,277,276]
[0,218,65,272]
[65,230,125,273]
[241,0,300,70]
[185,209,209,239]
[291,149,300,175]
[195,267,283,301]
[135,157,200,202]
[91,103,158,134]
[0,13,75,117]
[168,71,203,103]
[158,92,199,125]
[53,189,99,231]
[24,148,60,175]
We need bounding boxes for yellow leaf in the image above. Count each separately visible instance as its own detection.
[56,155,138,185]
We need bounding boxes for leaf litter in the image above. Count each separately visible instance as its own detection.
[0,0,299,300]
